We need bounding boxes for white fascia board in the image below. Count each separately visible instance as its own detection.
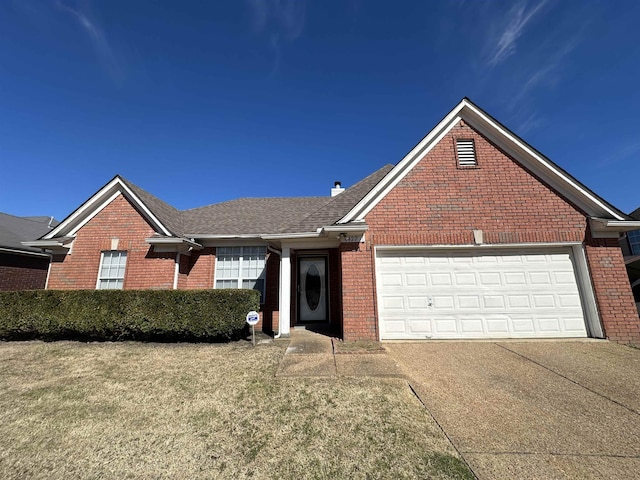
[589,218,640,238]
[339,98,626,224]
[322,223,369,233]
[145,237,203,250]
[339,105,465,224]
[44,177,172,239]
[185,234,264,240]
[460,102,626,221]
[22,237,74,248]
[0,247,51,258]
[260,232,322,240]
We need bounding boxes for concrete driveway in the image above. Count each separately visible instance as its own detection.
[386,341,640,480]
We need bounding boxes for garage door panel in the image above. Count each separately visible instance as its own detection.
[377,248,588,340]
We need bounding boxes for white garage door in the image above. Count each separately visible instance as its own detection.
[376,248,588,340]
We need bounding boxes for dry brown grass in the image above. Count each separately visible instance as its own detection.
[0,340,472,479]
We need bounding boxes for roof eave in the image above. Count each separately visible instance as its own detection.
[338,98,628,224]
[589,218,640,238]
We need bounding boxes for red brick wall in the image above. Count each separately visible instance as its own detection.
[0,253,49,291]
[340,241,377,341]
[48,194,175,289]
[177,248,215,289]
[585,235,640,343]
[340,120,639,343]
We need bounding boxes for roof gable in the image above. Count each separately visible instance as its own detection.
[42,176,178,240]
[338,98,629,224]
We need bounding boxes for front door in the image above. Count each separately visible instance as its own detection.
[298,257,328,322]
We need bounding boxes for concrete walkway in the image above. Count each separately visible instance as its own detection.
[276,327,404,378]
[386,341,640,480]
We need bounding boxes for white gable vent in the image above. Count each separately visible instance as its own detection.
[456,139,477,167]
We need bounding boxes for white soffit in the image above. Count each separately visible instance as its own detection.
[43,177,172,239]
[339,99,627,223]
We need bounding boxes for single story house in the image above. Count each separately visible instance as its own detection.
[25,99,640,343]
[0,213,56,291]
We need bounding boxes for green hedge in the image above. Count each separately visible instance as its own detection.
[0,289,260,342]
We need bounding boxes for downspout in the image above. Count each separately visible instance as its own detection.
[267,246,282,338]
[173,253,180,290]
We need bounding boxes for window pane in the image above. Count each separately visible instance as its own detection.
[243,278,265,303]
[216,279,238,289]
[98,251,127,289]
[629,230,640,256]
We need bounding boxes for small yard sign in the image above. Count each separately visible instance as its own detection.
[246,310,259,346]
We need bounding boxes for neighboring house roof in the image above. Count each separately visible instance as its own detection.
[0,213,56,255]
[630,207,640,221]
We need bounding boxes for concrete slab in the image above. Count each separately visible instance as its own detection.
[386,341,640,479]
[465,453,640,480]
[497,341,640,414]
[285,328,333,354]
[276,354,336,377]
[335,353,405,377]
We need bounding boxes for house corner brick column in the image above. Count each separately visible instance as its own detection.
[585,236,640,344]
[340,241,377,341]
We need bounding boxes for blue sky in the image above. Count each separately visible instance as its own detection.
[1,0,640,220]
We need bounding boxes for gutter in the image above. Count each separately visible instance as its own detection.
[0,247,51,258]
[267,245,282,339]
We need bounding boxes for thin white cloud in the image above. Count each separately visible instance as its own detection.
[599,141,640,168]
[55,0,124,83]
[247,0,306,76]
[487,0,549,67]
[516,112,542,135]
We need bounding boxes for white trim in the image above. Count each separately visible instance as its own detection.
[95,252,105,290]
[186,234,265,239]
[44,177,172,240]
[96,250,128,290]
[339,99,627,224]
[44,261,52,290]
[279,246,291,336]
[322,224,369,233]
[173,253,180,290]
[339,112,461,223]
[68,191,121,236]
[261,232,322,240]
[375,241,582,251]
[589,218,640,238]
[0,247,50,258]
[571,244,603,338]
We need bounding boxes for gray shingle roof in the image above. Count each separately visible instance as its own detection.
[120,177,184,236]
[630,207,640,221]
[0,213,57,253]
[118,164,393,238]
[182,197,328,235]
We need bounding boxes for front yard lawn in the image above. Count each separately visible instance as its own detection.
[0,341,472,479]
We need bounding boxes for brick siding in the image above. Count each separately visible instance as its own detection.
[340,120,639,343]
[0,253,49,291]
[47,194,175,289]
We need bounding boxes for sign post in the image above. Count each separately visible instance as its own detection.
[246,310,259,347]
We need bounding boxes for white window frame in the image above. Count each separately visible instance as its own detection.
[96,250,128,290]
[214,246,267,303]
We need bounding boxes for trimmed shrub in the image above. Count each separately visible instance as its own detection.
[0,289,260,342]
